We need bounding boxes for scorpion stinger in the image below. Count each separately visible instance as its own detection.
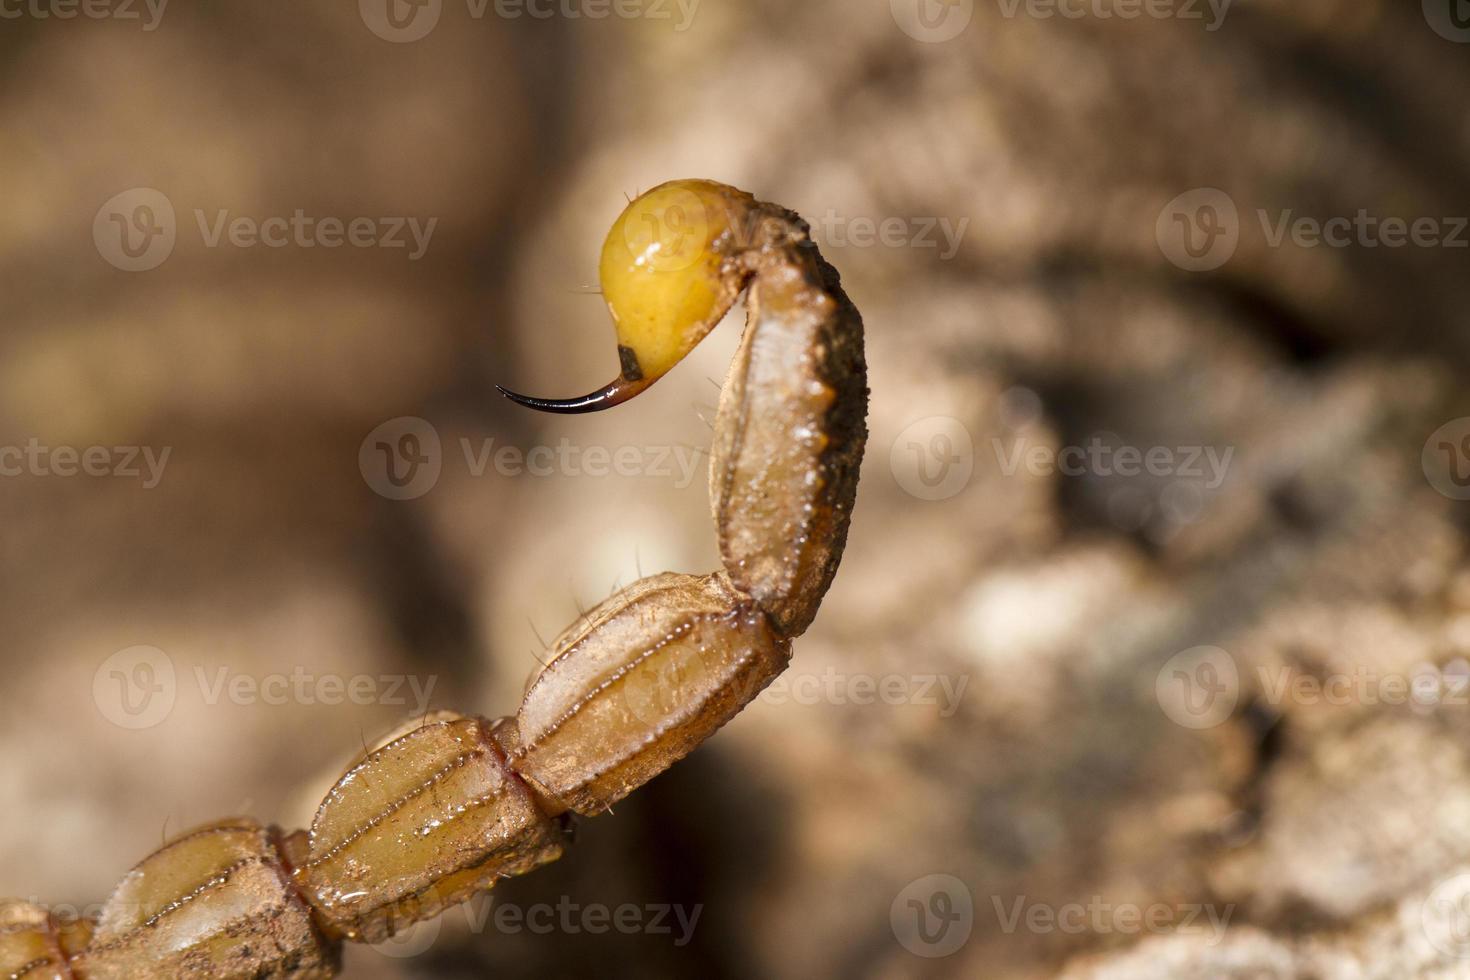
[495,179,786,414]
[3,179,867,979]
[493,378,650,415]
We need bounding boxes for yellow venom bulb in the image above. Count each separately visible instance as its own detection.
[497,179,760,413]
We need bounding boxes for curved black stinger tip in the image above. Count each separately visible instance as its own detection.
[495,378,651,415]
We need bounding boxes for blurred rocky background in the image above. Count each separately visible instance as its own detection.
[3,0,1470,977]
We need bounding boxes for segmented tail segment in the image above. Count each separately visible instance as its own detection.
[7,180,867,979]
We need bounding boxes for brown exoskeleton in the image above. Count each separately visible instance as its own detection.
[0,180,868,978]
